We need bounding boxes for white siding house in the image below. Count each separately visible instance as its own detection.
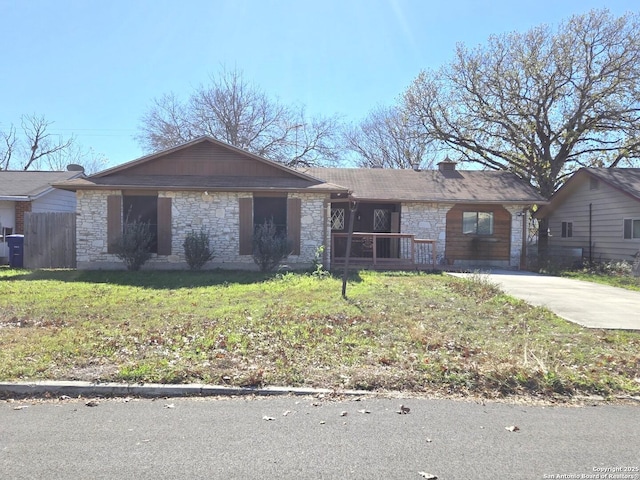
[0,170,83,263]
[536,168,640,263]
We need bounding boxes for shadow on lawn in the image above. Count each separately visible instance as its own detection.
[0,267,365,289]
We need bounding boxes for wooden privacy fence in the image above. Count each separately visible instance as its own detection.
[24,212,76,269]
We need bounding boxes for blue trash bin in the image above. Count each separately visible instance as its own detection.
[7,234,25,268]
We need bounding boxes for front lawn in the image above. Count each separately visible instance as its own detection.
[561,271,640,291]
[1,268,639,400]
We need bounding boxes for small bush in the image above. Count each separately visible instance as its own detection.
[112,220,154,271]
[252,219,292,272]
[580,260,633,277]
[183,229,215,270]
[310,245,330,279]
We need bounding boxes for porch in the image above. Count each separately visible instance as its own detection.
[331,232,437,270]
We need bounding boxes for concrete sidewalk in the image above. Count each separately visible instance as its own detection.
[447,270,640,330]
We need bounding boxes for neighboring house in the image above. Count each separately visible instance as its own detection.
[54,136,545,271]
[535,168,640,263]
[0,169,83,263]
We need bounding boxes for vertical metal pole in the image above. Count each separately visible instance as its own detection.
[342,201,357,298]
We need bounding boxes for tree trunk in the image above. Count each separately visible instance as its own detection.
[537,216,550,269]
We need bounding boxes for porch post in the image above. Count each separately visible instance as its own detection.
[342,200,357,298]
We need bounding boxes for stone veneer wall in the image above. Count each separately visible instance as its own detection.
[400,202,453,264]
[505,205,527,268]
[76,189,117,268]
[76,189,329,270]
[400,202,526,268]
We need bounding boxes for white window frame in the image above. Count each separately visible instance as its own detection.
[462,211,494,235]
[623,218,640,240]
[373,209,391,232]
[331,208,345,231]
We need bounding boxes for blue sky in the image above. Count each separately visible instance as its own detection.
[1,0,637,168]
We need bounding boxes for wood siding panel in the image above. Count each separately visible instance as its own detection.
[123,142,294,178]
[239,197,253,255]
[445,205,511,261]
[157,197,172,255]
[107,195,122,254]
[287,197,301,255]
[31,189,77,213]
[547,178,640,260]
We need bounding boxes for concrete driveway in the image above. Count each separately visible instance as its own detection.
[447,270,640,330]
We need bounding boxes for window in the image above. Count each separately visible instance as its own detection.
[0,226,13,242]
[254,197,287,235]
[561,221,573,238]
[107,195,171,256]
[331,208,345,230]
[373,209,391,232]
[623,219,640,239]
[123,195,158,253]
[238,197,301,256]
[462,211,494,235]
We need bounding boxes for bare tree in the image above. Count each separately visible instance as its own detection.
[0,124,17,170]
[136,92,194,152]
[21,114,74,170]
[1,114,106,172]
[343,105,434,169]
[404,9,640,252]
[136,67,343,167]
[44,143,108,175]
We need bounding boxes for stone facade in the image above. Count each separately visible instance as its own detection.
[505,205,527,268]
[76,189,329,270]
[400,202,526,269]
[400,202,453,264]
[76,189,528,271]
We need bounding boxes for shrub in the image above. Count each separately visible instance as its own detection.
[183,229,215,270]
[310,245,330,279]
[112,220,154,271]
[252,218,292,272]
[579,260,633,276]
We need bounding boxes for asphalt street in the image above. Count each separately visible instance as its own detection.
[1,395,638,480]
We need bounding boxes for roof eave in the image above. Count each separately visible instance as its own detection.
[54,183,347,194]
[0,196,29,201]
[347,196,546,204]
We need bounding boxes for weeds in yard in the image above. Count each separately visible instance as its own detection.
[1,268,639,400]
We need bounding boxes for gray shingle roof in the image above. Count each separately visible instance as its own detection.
[0,171,82,198]
[586,168,640,200]
[303,167,545,204]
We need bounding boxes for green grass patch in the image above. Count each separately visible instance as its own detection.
[561,271,640,291]
[1,268,639,400]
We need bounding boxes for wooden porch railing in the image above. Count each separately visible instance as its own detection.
[331,233,436,270]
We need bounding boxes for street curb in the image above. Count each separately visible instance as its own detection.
[0,381,371,399]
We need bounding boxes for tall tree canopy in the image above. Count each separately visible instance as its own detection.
[404,9,640,199]
[137,68,343,167]
[343,105,435,169]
